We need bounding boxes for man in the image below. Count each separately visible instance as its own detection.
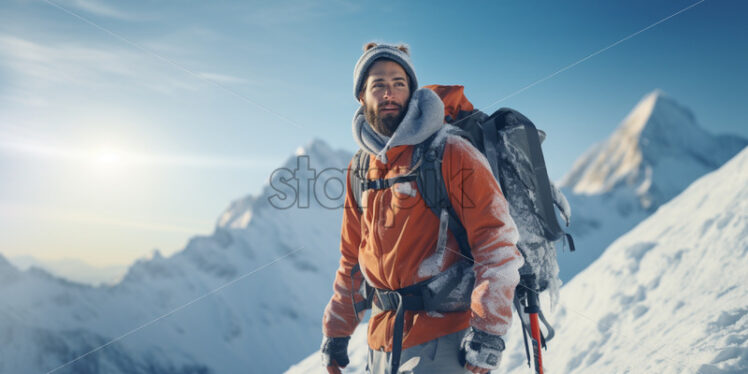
[320,42,524,374]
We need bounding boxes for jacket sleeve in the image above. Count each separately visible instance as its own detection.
[443,136,525,336]
[321,160,364,338]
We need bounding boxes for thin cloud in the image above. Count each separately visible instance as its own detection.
[242,0,360,27]
[60,0,142,21]
[0,34,163,89]
[196,72,250,85]
[0,32,258,98]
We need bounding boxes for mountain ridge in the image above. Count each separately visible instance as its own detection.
[556,90,746,281]
[561,90,746,210]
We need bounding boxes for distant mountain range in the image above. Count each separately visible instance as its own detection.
[8,255,127,285]
[0,139,352,374]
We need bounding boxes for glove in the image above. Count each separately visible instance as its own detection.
[459,327,505,370]
[321,336,350,368]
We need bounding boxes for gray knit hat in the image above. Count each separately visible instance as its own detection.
[353,42,418,99]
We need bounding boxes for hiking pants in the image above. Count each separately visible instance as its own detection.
[366,328,472,374]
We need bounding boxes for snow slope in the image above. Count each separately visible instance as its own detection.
[288,145,748,374]
[502,146,748,373]
[0,138,352,374]
[556,90,746,281]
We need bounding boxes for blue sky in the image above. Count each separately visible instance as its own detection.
[0,0,746,266]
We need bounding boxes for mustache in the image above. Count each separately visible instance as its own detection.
[378,101,403,112]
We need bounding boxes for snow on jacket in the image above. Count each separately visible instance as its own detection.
[322,88,524,352]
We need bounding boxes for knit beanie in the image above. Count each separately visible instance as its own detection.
[353,42,418,100]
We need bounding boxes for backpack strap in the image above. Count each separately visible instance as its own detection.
[522,117,566,241]
[349,150,370,214]
[480,115,502,180]
[350,149,421,211]
[414,127,474,262]
[492,109,567,242]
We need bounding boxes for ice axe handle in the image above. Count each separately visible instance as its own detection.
[530,312,544,374]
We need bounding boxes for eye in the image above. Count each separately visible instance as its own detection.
[395,82,405,87]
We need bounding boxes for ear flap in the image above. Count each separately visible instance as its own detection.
[363,42,378,51]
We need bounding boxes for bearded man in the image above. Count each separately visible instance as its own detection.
[320,42,524,374]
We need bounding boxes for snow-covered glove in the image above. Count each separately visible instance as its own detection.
[321,336,350,368]
[459,327,505,371]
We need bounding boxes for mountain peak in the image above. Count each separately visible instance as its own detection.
[561,90,747,210]
[620,89,662,134]
[295,138,332,156]
[0,252,19,276]
[603,89,702,155]
[216,138,353,230]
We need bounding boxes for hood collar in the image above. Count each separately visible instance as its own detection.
[352,88,444,164]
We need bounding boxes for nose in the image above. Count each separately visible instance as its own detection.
[383,86,393,99]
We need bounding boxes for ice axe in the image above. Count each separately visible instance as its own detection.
[514,274,555,374]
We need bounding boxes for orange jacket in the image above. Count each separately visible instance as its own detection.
[322,129,524,352]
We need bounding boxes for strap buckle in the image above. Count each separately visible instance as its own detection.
[375,290,402,311]
[362,179,386,191]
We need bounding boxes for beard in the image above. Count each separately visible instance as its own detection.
[364,101,408,137]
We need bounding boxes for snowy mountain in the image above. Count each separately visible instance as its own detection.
[0,138,352,374]
[501,145,748,373]
[8,255,127,286]
[288,144,748,374]
[556,90,746,281]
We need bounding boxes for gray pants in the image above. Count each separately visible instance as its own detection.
[366,328,472,374]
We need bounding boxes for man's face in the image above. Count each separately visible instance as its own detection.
[359,59,411,137]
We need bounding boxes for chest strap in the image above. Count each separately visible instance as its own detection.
[361,174,417,192]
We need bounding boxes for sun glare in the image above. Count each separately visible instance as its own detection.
[96,149,123,165]
[91,147,129,173]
